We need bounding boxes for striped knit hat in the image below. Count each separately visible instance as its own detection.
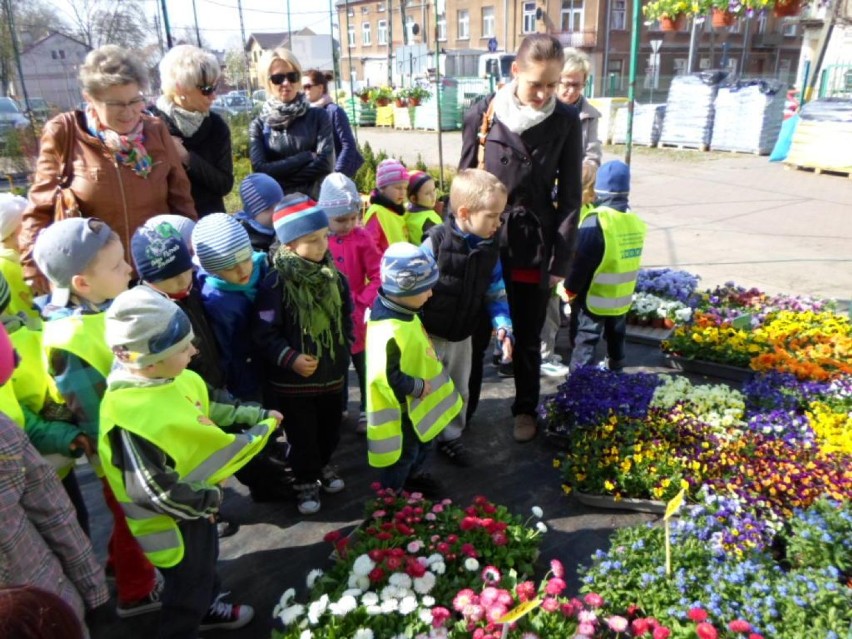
[407,171,433,198]
[376,159,408,189]
[318,172,360,219]
[191,212,253,273]
[239,173,284,219]
[272,193,328,245]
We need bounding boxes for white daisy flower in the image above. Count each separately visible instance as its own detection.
[531,506,544,518]
[413,571,436,594]
[352,554,376,577]
[353,629,374,639]
[361,592,379,606]
[306,568,324,589]
[278,603,304,626]
[399,595,418,615]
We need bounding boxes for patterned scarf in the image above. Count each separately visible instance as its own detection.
[85,106,153,178]
[155,95,207,138]
[273,246,344,362]
[261,93,310,130]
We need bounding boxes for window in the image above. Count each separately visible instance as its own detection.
[406,15,416,41]
[757,13,768,34]
[50,49,66,60]
[606,59,623,91]
[378,2,385,11]
[781,20,797,36]
[362,21,372,45]
[348,23,356,47]
[523,2,537,33]
[482,7,495,38]
[348,7,354,16]
[457,9,469,39]
[378,19,388,44]
[611,0,626,29]
[437,13,447,41]
[560,0,584,32]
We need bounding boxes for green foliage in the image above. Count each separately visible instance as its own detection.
[224,157,252,214]
[352,142,388,194]
[227,113,252,161]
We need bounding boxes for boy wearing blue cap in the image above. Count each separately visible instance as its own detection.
[235,173,284,254]
[565,160,647,372]
[253,193,354,515]
[365,242,463,497]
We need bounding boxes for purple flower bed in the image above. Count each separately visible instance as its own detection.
[742,372,834,415]
[635,268,700,305]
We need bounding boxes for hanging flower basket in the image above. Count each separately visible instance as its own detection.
[712,8,737,26]
[659,14,685,31]
[773,0,801,16]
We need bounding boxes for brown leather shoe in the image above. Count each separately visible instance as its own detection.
[513,414,537,442]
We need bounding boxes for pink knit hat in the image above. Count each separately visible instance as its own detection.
[376,159,409,189]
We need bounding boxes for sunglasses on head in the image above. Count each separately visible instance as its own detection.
[197,83,219,96]
[269,71,301,86]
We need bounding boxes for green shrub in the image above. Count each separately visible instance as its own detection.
[224,157,252,213]
[228,114,252,161]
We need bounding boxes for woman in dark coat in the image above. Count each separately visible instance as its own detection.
[302,69,364,178]
[459,34,584,443]
[150,44,233,217]
[249,49,334,200]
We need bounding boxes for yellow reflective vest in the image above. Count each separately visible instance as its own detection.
[10,326,60,414]
[99,369,274,568]
[585,206,647,317]
[364,204,410,245]
[406,208,442,245]
[43,312,113,378]
[0,380,24,427]
[366,316,462,467]
[0,253,39,319]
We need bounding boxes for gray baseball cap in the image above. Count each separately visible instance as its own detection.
[33,217,114,307]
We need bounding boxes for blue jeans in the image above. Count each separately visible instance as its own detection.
[569,299,627,371]
[380,415,433,491]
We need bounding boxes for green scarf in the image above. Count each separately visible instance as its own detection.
[273,247,344,362]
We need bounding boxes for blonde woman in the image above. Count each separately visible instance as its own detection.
[559,48,602,181]
[249,48,334,199]
[20,44,196,293]
[152,44,234,217]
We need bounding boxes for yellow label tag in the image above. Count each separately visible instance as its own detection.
[497,598,541,624]
[664,488,686,520]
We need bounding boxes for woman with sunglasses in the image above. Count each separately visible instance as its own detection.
[302,69,364,178]
[249,49,334,200]
[150,44,234,217]
[20,45,196,294]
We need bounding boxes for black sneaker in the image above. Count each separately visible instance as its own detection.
[116,579,163,618]
[199,592,254,631]
[403,473,443,499]
[438,439,473,467]
[320,465,345,493]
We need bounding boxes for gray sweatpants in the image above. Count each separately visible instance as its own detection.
[539,296,561,361]
[430,335,472,443]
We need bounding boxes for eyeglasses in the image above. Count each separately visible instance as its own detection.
[197,83,219,96]
[99,95,146,111]
[269,71,301,86]
[559,80,584,90]
[302,83,314,90]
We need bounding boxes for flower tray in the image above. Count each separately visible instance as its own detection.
[626,324,673,346]
[574,490,666,515]
[663,354,752,382]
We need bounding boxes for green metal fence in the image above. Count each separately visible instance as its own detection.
[818,65,852,98]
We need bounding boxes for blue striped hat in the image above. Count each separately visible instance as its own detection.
[191,213,253,273]
[272,193,328,245]
[239,173,284,219]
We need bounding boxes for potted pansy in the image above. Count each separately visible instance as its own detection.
[373,85,394,107]
[710,0,741,25]
[393,87,408,108]
[407,86,430,107]
[643,0,694,30]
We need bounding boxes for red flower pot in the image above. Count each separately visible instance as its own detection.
[773,0,800,16]
[409,97,421,107]
[712,8,736,26]
[660,14,685,31]
[394,98,406,108]
[376,98,390,107]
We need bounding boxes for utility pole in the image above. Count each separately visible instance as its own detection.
[3,0,32,126]
[344,0,357,143]
[624,0,642,166]
[237,0,251,91]
[387,1,394,85]
[160,0,174,49]
[434,0,444,191]
[191,0,202,47]
[287,0,293,44]
[329,0,341,96]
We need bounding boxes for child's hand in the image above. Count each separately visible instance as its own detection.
[293,354,319,377]
[267,410,284,425]
[420,379,433,397]
[496,329,514,363]
[70,434,95,457]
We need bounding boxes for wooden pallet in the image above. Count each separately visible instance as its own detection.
[786,164,852,179]
[713,147,767,156]
[657,142,709,152]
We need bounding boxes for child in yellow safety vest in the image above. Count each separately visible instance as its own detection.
[0,193,39,319]
[406,170,443,245]
[100,286,279,636]
[363,159,410,254]
[0,271,88,531]
[365,242,463,497]
[564,160,647,373]
[33,217,162,619]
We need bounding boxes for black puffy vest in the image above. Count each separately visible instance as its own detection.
[421,222,499,342]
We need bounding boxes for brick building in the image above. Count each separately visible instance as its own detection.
[336,0,803,96]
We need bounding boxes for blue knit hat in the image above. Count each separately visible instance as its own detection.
[380,242,438,297]
[318,172,361,219]
[192,213,253,273]
[595,160,631,195]
[272,193,328,245]
[239,173,284,219]
[131,221,193,284]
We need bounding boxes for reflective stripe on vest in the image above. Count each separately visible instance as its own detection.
[99,369,273,567]
[43,313,113,378]
[407,209,442,245]
[585,207,647,317]
[364,204,410,244]
[365,316,462,468]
